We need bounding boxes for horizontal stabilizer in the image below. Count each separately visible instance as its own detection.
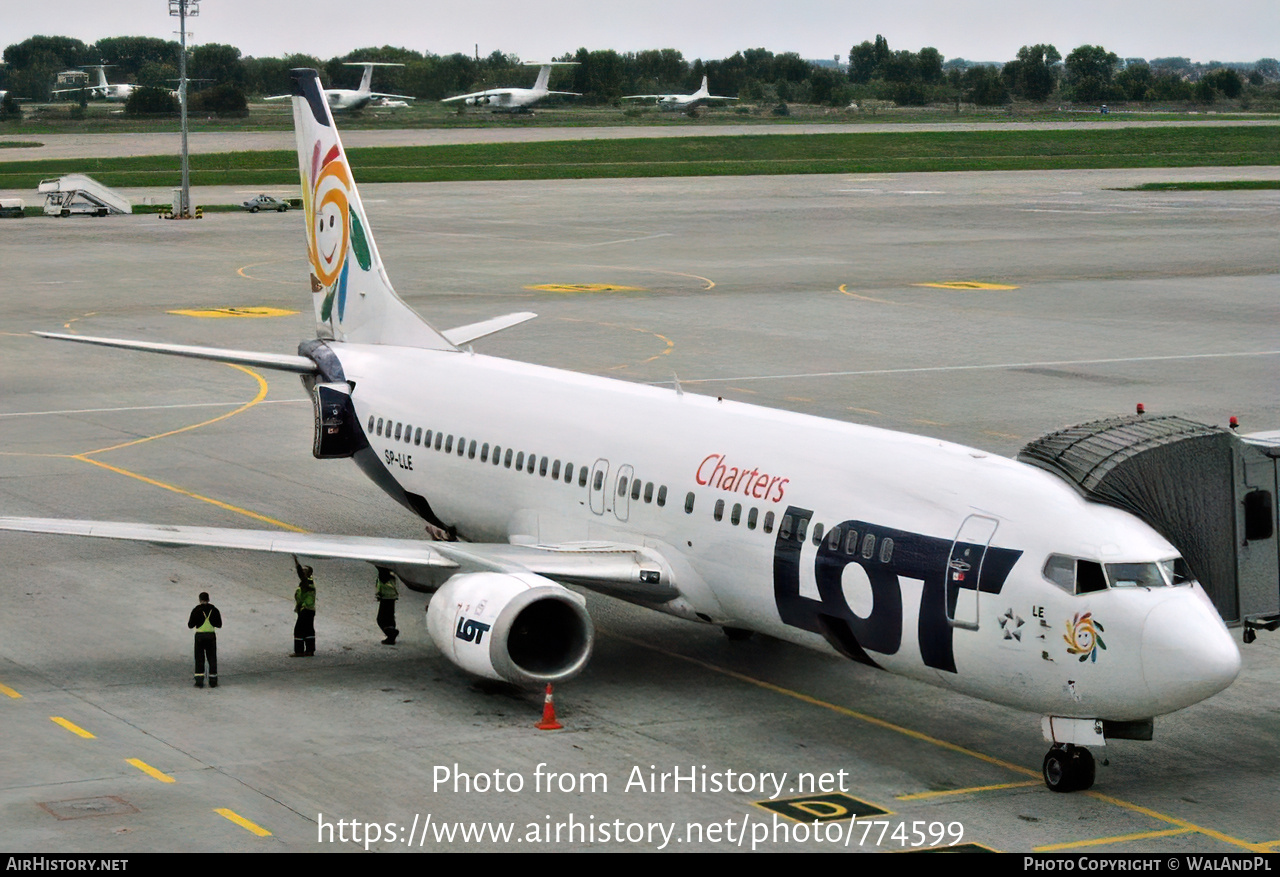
[32,332,319,374]
[442,312,537,346]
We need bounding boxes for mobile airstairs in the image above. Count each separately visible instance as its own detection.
[39,174,131,217]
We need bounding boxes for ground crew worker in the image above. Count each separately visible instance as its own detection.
[292,555,316,656]
[187,591,222,688]
[375,566,399,645]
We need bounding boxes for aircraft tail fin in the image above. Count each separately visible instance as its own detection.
[357,63,374,93]
[533,64,552,92]
[699,75,708,94]
[289,68,457,351]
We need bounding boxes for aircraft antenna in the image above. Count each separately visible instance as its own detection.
[672,373,683,396]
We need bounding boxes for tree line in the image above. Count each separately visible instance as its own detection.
[3,33,1277,110]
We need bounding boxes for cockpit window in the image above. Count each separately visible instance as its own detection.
[1045,553,1193,594]
[1159,557,1195,586]
[1105,562,1167,588]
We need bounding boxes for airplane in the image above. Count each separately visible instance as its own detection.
[621,75,737,112]
[0,67,1243,795]
[266,62,414,112]
[52,65,137,102]
[442,62,579,111]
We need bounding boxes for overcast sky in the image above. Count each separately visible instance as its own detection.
[7,0,1278,65]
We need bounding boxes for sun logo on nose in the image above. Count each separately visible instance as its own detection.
[1064,612,1106,663]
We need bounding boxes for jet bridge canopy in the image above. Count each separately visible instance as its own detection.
[1019,414,1279,633]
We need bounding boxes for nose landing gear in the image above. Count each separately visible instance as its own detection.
[1043,744,1096,792]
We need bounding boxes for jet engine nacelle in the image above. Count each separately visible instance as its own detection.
[426,571,593,686]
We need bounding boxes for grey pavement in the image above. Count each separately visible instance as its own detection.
[0,166,1277,853]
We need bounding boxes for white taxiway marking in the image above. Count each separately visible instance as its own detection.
[675,350,1280,385]
[0,400,308,418]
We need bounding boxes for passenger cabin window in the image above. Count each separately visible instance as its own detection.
[376,417,384,436]
[539,456,547,476]
[657,486,667,507]
[468,440,477,459]
[844,530,859,555]
[644,482,654,504]
[515,452,525,470]
[414,428,422,446]
[714,499,725,522]
[456,437,466,456]
[481,443,489,463]
[763,511,775,534]
[425,429,433,448]
[631,479,642,501]
[505,449,513,468]
[394,423,402,441]
[618,476,628,496]
[731,503,741,525]
[795,517,809,541]
[812,523,824,546]
[861,533,876,560]
[593,471,604,490]
[367,415,375,432]
[493,445,501,466]
[564,463,573,483]
[526,454,536,474]
[444,435,453,453]
[580,468,589,487]
[551,460,561,480]
[684,492,695,514]
[879,537,894,564]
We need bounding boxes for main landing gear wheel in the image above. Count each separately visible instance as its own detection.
[1043,744,1096,792]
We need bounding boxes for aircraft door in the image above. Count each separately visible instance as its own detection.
[589,459,610,515]
[614,465,634,523]
[946,515,999,631]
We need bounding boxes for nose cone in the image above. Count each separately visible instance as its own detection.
[1141,590,1241,714]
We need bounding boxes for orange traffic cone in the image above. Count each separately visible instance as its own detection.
[535,683,562,730]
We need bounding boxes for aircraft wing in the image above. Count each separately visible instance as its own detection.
[369,92,415,101]
[0,518,679,602]
[621,94,671,100]
[263,94,290,102]
[441,89,512,103]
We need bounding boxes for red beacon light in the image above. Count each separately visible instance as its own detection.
[1135,403,1145,415]
[1229,416,1239,431]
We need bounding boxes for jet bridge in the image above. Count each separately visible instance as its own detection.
[1019,414,1279,640]
[38,174,131,217]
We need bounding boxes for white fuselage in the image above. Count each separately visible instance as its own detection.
[331,342,1241,723]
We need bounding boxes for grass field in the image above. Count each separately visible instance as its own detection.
[2,126,1277,191]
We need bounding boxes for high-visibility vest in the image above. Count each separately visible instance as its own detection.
[295,586,315,612]
[196,609,217,633]
[376,576,398,600]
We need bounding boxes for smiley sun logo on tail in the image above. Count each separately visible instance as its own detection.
[1064,612,1106,663]
[302,140,372,332]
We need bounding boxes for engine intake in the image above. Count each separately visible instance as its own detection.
[426,571,593,686]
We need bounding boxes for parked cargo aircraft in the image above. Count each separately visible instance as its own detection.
[52,65,136,102]
[622,75,737,112]
[1,68,1242,794]
[266,62,413,112]
[442,62,579,111]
